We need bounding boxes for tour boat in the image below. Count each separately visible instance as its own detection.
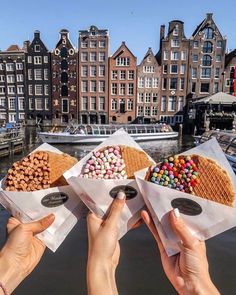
[194,130,236,173]
[38,124,178,144]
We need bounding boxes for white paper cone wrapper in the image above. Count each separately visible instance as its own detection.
[64,129,153,238]
[0,143,84,252]
[135,138,236,256]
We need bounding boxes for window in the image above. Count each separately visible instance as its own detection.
[163,65,168,74]
[28,56,32,63]
[34,69,42,80]
[200,83,210,93]
[180,78,185,90]
[35,85,43,95]
[44,56,48,63]
[180,64,186,74]
[34,56,42,64]
[170,78,178,90]
[111,83,117,95]
[138,93,144,103]
[138,77,144,88]
[17,86,24,94]
[112,70,118,80]
[178,97,184,111]
[7,75,15,83]
[171,51,179,60]
[6,63,14,71]
[0,98,6,107]
[0,75,4,82]
[16,63,23,70]
[152,78,159,88]
[35,45,40,52]
[44,69,48,80]
[193,54,198,62]
[90,52,97,62]
[45,98,49,110]
[145,93,151,103]
[170,65,178,74]
[28,85,33,95]
[35,98,43,110]
[144,66,154,73]
[0,86,5,94]
[90,81,96,92]
[90,66,97,77]
[192,82,196,93]
[28,69,32,80]
[120,70,126,80]
[163,51,168,60]
[82,81,88,92]
[99,40,106,48]
[99,52,105,62]
[204,27,213,39]
[82,97,88,110]
[202,55,212,66]
[145,77,152,88]
[99,97,105,110]
[99,66,105,77]
[61,60,68,70]
[111,99,117,110]
[116,57,130,66]
[81,66,88,77]
[217,40,222,48]
[168,96,177,112]
[145,106,151,116]
[161,96,167,112]
[90,41,97,48]
[171,39,179,47]
[201,68,211,78]
[153,93,158,103]
[192,68,197,78]
[203,41,213,53]
[119,83,125,95]
[193,41,199,48]
[215,67,220,79]
[99,81,105,92]
[162,78,167,90]
[18,97,25,110]
[127,99,133,111]
[81,52,88,61]
[173,25,179,36]
[60,47,68,58]
[214,82,219,93]
[137,106,143,116]
[128,83,134,95]
[9,98,16,110]
[30,98,34,110]
[152,106,158,116]
[62,99,69,112]
[90,97,96,110]
[81,41,88,48]
[8,86,15,94]
[119,99,125,113]
[181,51,187,60]
[128,70,134,80]
[216,55,222,62]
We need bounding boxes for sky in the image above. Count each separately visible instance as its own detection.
[1,0,236,63]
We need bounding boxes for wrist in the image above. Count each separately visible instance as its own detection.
[179,277,220,295]
[0,253,23,294]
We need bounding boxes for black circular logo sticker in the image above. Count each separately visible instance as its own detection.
[109,185,138,200]
[171,198,202,216]
[41,192,69,208]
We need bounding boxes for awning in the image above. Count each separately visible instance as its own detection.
[193,92,236,105]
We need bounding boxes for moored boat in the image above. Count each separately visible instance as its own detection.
[38,124,178,144]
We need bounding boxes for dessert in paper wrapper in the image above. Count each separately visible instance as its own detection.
[135,138,236,256]
[0,143,84,252]
[64,129,153,238]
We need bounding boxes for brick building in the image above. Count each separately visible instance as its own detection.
[108,42,137,124]
[78,26,109,124]
[136,47,161,123]
[224,50,236,95]
[51,29,77,125]
[0,44,26,123]
[157,20,189,125]
[25,30,52,125]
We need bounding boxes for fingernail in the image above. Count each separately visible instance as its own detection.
[47,214,55,221]
[173,208,180,219]
[117,190,126,200]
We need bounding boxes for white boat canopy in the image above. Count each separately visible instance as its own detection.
[193,92,236,105]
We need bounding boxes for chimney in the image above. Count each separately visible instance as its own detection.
[159,24,165,48]
[206,13,213,20]
[23,40,30,52]
[34,30,40,38]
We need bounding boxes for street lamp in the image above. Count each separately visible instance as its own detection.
[222,71,226,92]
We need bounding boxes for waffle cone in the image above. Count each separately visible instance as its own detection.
[121,146,153,179]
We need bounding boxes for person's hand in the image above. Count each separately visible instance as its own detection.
[141,209,220,295]
[0,214,55,294]
[87,191,126,295]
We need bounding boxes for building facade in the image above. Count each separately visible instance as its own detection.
[0,45,26,123]
[51,29,77,124]
[78,25,109,124]
[25,30,51,125]
[108,42,137,124]
[136,48,161,123]
[224,50,236,96]
[158,20,189,126]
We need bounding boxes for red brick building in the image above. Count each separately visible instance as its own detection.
[108,42,137,123]
[224,50,236,95]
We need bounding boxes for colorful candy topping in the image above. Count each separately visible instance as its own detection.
[80,146,127,180]
[149,155,200,194]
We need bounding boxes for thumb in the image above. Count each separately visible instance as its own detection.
[7,217,21,234]
[24,214,55,235]
[169,209,198,249]
[106,191,126,227]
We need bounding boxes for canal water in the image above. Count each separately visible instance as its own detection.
[0,127,235,295]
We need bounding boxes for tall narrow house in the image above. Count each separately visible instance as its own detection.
[78,25,109,124]
[108,42,137,124]
[51,29,77,124]
[25,30,51,125]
